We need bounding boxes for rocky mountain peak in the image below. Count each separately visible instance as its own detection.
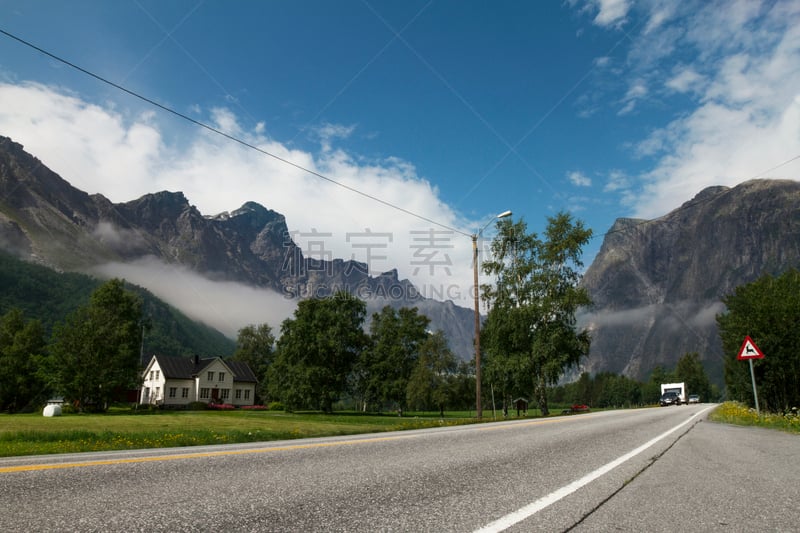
[581,179,800,384]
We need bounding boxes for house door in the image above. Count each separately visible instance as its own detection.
[211,388,219,401]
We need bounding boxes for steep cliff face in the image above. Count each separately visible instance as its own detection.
[0,136,475,359]
[0,136,119,268]
[581,180,800,384]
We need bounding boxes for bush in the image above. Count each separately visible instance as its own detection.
[207,403,235,410]
[710,401,800,434]
[268,401,285,411]
[186,401,208,411]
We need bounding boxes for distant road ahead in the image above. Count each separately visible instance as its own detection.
[2,405,797,531]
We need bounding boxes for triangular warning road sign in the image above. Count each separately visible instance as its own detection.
[737,336,765,360]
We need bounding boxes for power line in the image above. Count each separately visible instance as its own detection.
[0,28,471,238]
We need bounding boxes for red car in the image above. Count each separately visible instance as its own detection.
[562,404,591,414]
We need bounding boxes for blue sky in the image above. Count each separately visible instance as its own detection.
[1,1,799,330]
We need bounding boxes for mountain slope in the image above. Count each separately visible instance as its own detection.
[0,249,235,357]
[580,179,800,384]
[0,136,474,359]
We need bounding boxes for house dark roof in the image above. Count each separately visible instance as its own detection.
[227,360,258,383]
[151,355,257,383]
[154,355,197,379]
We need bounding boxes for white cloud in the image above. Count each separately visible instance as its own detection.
[593,56,611,68]
[0,81,483,311]
[591,0,632,28]
[573,0,800,220]
[567,170,592,187]
[313,122,356,153]
[618,80,648,115]
[0,83,164,202]
[665,66,705,94]
[603,169,630,192]
[630,2,800,218]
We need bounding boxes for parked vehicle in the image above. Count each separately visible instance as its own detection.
[688,394,700,404]
[660,391,680,406]
[660,382,687,404]
[561,404,591,414]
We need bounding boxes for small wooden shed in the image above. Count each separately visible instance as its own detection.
[512,397,528,416]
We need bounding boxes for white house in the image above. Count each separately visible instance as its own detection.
[140,355,258,407]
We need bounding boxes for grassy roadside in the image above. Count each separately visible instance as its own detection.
[708,401,800,434]
[0,409,492,457]
[16,402,789,458]
[1,404,560,458]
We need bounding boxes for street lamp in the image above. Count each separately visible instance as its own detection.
[472,209,512,419]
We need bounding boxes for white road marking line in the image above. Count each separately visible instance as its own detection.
[475,406,715,533]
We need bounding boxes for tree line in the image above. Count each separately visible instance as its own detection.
[2,220,798,415]
[232,293,474,415]
[550,352,717,408]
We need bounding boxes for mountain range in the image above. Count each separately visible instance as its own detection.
[2,134,799,386]
[0,135,474,359]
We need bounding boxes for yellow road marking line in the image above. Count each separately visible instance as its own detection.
[478,412,602,431]
[2,413,604,473]
[0,434,418,473]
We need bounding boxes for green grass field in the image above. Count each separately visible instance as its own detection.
[0,408,497,457]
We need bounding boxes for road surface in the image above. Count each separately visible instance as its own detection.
[1,405,797,531]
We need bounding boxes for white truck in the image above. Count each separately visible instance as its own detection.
[660,382,687,405]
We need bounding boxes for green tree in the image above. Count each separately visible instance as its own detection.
[232,323,275,403]
[481,213,592,416]
[406,330,458,416]
[717,270,800,411]
[0,309,46,412]
[642,365,672,404]
[357,306,430,412]
[594,372,642,408]
[48,279,142,411]
[269,292,368,413]
[450,360,476,410]
[675,352,712,402]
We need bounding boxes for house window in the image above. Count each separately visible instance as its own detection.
[155,370,160,380]
[155,387,160,400]
[149,371,154,380]
[218,372,225,382]
[168,387,177,398]
[181,388,189,398]
[207,371,214,381]
[144,387,150,401]
[200,388,210,399]
[235,389,242,400]
[221,389,230,400]
[244,390,250,400]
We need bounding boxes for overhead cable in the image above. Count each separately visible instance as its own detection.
[0,28,470,237]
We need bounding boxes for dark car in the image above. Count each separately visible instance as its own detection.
[660,391,680,406]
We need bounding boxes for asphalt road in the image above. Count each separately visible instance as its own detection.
[1,405,797,532]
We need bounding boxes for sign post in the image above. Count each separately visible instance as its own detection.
[737,336,765,415]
